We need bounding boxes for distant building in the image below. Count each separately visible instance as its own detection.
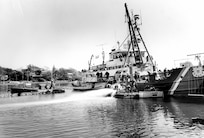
[0,75,8,81]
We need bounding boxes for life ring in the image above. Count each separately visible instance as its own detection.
[192,66,204,77]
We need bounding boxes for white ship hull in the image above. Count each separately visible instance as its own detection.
[113,90,163,99]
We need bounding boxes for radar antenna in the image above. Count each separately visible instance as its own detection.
[187,53,204,66]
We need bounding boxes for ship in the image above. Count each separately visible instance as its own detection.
[108,3,163,99]
[90,3,204,98]
[89,4,156,86]
[150,53,204,97]
[72,71,106,91]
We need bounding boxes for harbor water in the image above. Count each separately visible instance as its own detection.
[0,89,204,137]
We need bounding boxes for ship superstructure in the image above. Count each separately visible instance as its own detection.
[90,4,155,80]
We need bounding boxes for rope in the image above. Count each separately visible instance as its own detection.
[118,34,130,49]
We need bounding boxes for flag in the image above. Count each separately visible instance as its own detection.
[123,43,128,49]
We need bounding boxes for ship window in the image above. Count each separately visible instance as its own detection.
[146,56,149,62]
[135,56,140,60]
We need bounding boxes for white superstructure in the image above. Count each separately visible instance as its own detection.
[90,46,154,77]
[90,4,155,79]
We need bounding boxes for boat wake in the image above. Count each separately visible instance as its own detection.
[0,88,115,109]
[68,88,116,101]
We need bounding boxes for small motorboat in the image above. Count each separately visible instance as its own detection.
[72,71,106,91]
[114,91,139,99]
[113,84,163,99]
[52,88,65,93]
[138,85,163,98]
[10,82,38,96]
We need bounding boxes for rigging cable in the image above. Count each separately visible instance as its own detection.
[118,34,130,49]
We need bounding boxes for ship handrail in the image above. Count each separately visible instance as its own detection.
[173,87,203,92]
[188,94,204,97]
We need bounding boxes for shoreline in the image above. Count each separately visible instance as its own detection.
[0,80,73,98]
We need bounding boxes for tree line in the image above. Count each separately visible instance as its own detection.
[0,65,80,81]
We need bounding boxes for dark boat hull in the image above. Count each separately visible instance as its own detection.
[11,87,38,94]
[72,82,106,91]
[114,92,139,99]
[150,66,204,97]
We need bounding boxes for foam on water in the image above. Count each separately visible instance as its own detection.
[0,88,115,109]
[68,88,115,100]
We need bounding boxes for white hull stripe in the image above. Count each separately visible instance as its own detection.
[169,67,190,95]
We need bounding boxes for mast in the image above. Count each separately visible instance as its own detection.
[88,54,94,70]
[51,65,55,81]
[133,15,154,66]
[124,3,143,65]
[102,49,105,65]
[96,43,106,66]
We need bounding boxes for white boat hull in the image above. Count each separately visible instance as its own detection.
[138,90,163,98]
[114,90,163,99]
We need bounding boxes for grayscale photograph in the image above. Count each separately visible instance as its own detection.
[0,0,204,137]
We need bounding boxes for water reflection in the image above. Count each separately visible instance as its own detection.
[85,98,204,137]
[0,89,204,137]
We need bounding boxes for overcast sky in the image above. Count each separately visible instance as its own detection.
[0,0,204,71]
